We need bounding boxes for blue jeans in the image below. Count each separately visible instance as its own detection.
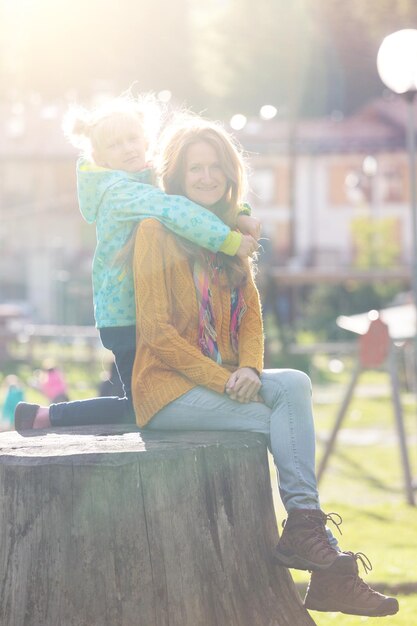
[50,326,135,426]
[99,326,136,403]
[147,369,338,547]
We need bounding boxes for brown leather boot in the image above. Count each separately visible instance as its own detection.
[274,508,346,571]
[304,551,399,616]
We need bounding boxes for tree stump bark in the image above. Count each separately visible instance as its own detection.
[0,426,316,626]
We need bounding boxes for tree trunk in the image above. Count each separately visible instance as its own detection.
[0,426,316,626]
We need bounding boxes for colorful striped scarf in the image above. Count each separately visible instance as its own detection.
[193,253,247,363]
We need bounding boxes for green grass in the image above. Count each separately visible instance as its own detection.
[0,357,110,428]
[270,369,417,625]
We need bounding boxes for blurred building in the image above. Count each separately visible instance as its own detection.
[236,95,414,274]
[0,100,95,324]
[0,95,414,324]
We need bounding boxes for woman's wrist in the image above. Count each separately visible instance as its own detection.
[240,366,261,377]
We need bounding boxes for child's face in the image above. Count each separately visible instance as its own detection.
[95,120,147,172]
[183,140,227,208]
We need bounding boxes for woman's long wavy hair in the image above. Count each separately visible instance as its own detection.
[155,116,252,288]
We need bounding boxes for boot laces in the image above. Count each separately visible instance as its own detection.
[343,552,380,599]
[280,511,336,558]
[301,511,338,556]
[300,510,343,538]
[346,551,373,575]
[281,510,343,533]
[323,511,343,535]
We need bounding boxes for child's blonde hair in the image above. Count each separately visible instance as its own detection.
[63,93,161,163]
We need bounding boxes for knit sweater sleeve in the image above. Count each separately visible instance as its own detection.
[133,219,231,393]
[108,181,242,255]
[238,272,264,373]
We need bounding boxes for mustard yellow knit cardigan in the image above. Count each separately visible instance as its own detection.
[132,219,264,427]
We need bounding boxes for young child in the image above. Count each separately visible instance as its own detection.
[38,360,69,403]
[2,375,25,429]
[15,95,259,430]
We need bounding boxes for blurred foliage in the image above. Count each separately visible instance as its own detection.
[302,281,404,341]
[298,214,406,340]
[351,216,402,269]
[3,0,417,116]
[0,0,200,104]
[192,0,417,116]
[0,358,109,409]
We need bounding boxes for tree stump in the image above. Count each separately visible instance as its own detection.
[0,426,316,626]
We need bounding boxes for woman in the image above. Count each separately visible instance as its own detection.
[131,116,398,618]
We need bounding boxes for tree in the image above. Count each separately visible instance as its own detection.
[190,0,417,117]
[190,0,316,117]
[312,0,417,114]
[3,0,417,115]
[0,0,201,103]
[351,217,401,271]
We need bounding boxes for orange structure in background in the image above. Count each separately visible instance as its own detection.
[318,310,415,506]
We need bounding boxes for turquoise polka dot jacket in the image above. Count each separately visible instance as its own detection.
[77,159,233,328]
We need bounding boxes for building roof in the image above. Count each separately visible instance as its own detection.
[235,95,414,155]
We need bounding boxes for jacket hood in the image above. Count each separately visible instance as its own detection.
[77,158,153,224]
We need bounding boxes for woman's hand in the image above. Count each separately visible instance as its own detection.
[236,214,261,240]
[225,367,262,403]
[236,234,259,258]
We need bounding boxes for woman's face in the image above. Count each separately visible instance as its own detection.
[183,141,228,207]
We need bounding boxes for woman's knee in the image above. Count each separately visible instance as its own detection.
[265,368,312,397]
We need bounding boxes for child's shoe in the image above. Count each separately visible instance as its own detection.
[14,402,40,431]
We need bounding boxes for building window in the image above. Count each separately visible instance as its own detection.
[250,168,276,206]
[329,155,407,207]
[379,162,407,204]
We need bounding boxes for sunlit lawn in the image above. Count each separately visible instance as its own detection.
[271,367,417,626]
[0,356,110,430]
